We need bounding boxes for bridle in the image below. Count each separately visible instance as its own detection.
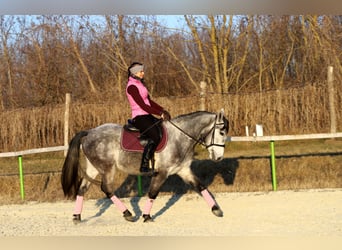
[168,115,226,149]
[205,120,227,149]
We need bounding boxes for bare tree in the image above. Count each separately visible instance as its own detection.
[0,14,341,110]
[0,16,16,109]
[60,16,97,93]
[101,15,128,97]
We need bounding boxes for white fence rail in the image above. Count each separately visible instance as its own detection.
[229,132,342,142]
[1,132,342,200]
[2,132,342,157]
[0,146,67,158]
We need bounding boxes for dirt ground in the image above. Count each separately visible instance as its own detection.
[0,188,341,237]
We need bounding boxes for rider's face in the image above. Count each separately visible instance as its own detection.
[135,70,144,79]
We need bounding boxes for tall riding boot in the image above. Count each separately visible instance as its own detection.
[140,140,157,173]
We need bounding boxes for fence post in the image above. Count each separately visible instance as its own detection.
[327,66,336,133]
[137,175,143,196]
[200,81,207,111]
[18,155,25,200]
[64,93,71,156]
[270,141,277,191]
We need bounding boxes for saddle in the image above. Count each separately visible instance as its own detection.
[120,120,168,153]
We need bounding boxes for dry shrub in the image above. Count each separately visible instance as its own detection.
[0,106,64,151]
[1,84,341,152]
[277,156,342,190]
[208,84,334,136]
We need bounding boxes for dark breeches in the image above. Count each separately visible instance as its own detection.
[133,114,161,144]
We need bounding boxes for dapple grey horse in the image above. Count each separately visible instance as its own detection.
[61,110,229,223]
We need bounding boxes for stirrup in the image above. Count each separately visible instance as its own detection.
[140,158,155,175]
[140,166,153,173]
[139,166,155,176]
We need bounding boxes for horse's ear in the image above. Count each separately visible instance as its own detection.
[218,108,225,120]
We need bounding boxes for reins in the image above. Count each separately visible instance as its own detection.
[168,120,206,146]
[134,114,226,149]
[168,115,226,148]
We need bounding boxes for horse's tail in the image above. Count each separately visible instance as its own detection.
[61,130,88,199]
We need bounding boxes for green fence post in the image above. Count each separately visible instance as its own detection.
[270,141,277,191]
[137,175,143,196]
[18,155,25,200]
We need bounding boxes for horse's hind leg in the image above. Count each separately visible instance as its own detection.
[177,166,223,217]
[73,159,99,224]
[100,167,135,222]
[73,179,91,224]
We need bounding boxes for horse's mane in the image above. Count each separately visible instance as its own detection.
[173,111,214,121]
[173,110,229,133]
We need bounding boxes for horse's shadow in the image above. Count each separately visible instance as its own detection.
[88,157,239,221]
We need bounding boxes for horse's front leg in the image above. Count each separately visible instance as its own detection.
[177,167,223,217]
[142,169,168,222]
[200,189,223,217]
[101,167,135,222]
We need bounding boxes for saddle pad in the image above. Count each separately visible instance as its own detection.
[120,126,168,153]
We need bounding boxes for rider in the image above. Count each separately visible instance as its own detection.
[126,62,171,174]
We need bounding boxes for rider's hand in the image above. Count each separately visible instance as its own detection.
[161,110,171,121]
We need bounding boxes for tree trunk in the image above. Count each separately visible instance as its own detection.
[208,15,222,93]
[184,15,211,91]
[236,16,253,92]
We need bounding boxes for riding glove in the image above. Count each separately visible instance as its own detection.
[161,110,171,121]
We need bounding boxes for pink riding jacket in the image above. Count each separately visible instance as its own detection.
[126,76,164,118]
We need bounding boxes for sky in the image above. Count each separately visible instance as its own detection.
[156,15,184,29]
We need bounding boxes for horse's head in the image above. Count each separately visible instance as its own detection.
[203,109,229,161]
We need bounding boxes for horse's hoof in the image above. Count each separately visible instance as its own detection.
[212,205,223,217]
[142,214,153,223]
[123,210,135,222]
[73,214,81,224]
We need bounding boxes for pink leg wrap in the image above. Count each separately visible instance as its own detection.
[143,198,154,215]
[201,189,216,208]
[111,195,127,213]
[74,195,84,215]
